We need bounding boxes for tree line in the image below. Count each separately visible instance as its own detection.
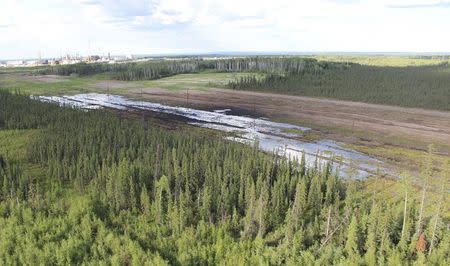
[36,56,450,110]
[36,57,336,81]
[0,91,448,264]
[228,63,450,111]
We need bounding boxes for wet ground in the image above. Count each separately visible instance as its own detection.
[37,93,388,179]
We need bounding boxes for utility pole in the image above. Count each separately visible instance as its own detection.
[141,87,144,120]
[186,87,189,106]
[88,39,91,61]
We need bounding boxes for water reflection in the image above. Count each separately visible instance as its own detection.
[37,93,385,179]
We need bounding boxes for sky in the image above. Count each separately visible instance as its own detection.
[1,0,450,59]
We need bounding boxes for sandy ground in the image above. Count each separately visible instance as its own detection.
[124,87,450,150]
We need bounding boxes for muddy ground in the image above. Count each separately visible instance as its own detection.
[118,87,449,149]
[2,72,448,174]
[19,73,69,83]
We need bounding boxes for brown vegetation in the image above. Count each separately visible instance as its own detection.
[124,87,450,150]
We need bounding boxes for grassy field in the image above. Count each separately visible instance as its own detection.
[139,72,258,91]
[275,113,450,172]
[0,73,98,95]
[312,55,450,66]
[0,72,257,95]
[2,55,448,96]
[1,66,448,172]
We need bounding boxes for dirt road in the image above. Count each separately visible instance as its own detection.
[124,88,450,150]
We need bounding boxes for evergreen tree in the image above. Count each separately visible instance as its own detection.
[345,215,361,259]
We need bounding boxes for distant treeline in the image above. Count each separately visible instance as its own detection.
[0,91,449,264]
[36,57,450,110]
[228,63,450,111]
[411,55,450,60]
[37,57,338,81]
[38,60,201,80]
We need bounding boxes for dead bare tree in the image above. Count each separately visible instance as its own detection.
[320,210,351,250]
[428,160,449,255]
[416,145,434,236]
[401,172,412,240]
[325,206,332,238]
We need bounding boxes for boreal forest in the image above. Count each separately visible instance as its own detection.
[0,90,448,265]
[2,0,450,264]
[36,57,450,111]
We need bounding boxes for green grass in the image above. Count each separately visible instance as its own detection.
[0,66,47,74]
[312,55,449,67]
[0,74,102,95]
[274,115,450,171]
[286,114,450,150]
[0,72,259,95]
[345,143,449,173]
[138,72,259,91]
[0,129,40,163]
[281,128,322,141]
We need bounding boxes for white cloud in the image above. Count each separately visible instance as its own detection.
[0,0,449,59]
[385,0,450,8]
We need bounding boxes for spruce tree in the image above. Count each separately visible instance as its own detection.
[345,215,360,259]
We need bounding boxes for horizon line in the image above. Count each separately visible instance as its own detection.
[2,51,450,61]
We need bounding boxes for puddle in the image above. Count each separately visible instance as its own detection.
[36,93,386,179]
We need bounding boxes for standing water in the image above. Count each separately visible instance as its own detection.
[37,93,386,179]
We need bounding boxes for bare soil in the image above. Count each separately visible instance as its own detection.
[125,87,450,152]
[21,74,69,83]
